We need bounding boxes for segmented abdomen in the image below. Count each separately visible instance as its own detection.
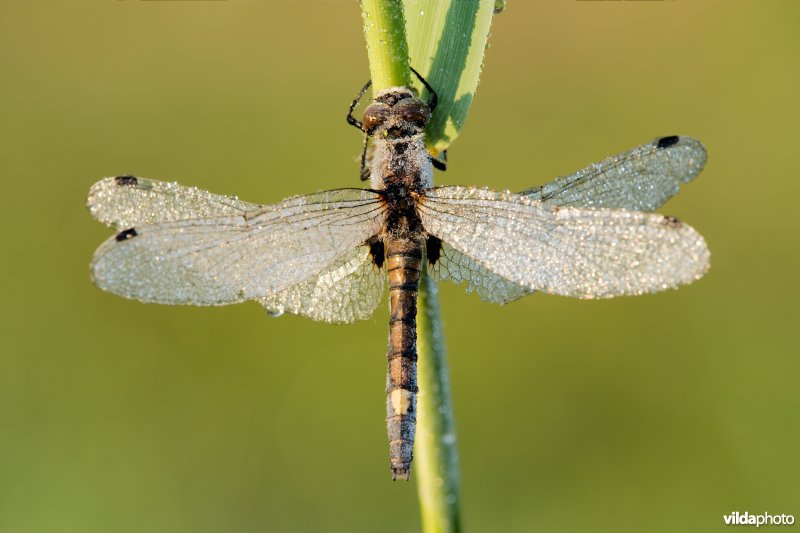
[384,234,422,480]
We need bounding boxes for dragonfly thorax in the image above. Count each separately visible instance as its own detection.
[382,181,423,239]
[367,87,434,192]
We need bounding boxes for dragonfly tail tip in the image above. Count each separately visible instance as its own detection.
[391,466,411,481]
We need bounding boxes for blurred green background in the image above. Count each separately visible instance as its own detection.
[1,2,798,532]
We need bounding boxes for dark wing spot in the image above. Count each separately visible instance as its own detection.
[425,235,442,266]
[656,136,680,149]
[115,228,139,241]
[660,215,683,229]
[368,237,385,268]
[115,175,138,186]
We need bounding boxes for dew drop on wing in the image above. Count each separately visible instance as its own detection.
[660,215,683,228]
[266,308,284,318]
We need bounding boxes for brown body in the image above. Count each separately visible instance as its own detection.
[362,86,434,480]
[384,232,422,480]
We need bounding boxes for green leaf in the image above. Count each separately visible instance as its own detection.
[404,0,495,154]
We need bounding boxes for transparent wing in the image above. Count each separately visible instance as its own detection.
[428,240,531,304]
[522,136,706,211]
[419,186,709,299]
[260,244,385,324]
[88,176,260,229]
[89,179,386,306]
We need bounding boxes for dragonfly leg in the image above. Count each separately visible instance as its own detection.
[430,149,447,172]
[410,67,438,113]
[359,133,371,181]
[346,79,373,131]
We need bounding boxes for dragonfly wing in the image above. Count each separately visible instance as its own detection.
[419,186,709,299]
[89,182,386,306]
[88,176,261,229]
[259,244,385,324]
[427,239,531,304]
[522,136,706,211]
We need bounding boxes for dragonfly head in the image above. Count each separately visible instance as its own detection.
[363,87,431,139]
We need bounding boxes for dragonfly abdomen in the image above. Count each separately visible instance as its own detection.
[384,234,422,481]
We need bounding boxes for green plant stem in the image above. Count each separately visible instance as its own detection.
[360,2,461,532]
[360,0,411,90]
[416,267,461,533]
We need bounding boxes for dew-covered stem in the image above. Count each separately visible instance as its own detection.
[416,267,461,533]
[360,0,411,91]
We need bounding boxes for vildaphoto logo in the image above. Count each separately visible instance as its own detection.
[723,512,795,527]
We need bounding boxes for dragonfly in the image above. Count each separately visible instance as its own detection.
[87,74,710,481]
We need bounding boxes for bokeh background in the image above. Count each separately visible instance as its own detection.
[2,2,798,532]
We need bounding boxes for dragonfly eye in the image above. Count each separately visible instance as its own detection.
[394,99,431,128]
[362,103,391,133]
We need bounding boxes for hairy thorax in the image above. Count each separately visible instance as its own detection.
[370,134,433,193]
[363,86,434,193]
